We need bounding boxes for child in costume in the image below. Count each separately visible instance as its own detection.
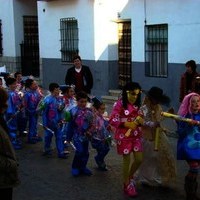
[177,92,200,200]
[109,82,146,197]
[66,91,94,176]
[60,85,77,153]
[42,83,66,158]
[91,97,111,171]
[24,78,42,144]
[5,77,23,150]
[135,87,177,186]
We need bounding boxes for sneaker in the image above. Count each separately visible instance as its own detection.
[71,168,80,177]
[124,182,138,197]
[81,168,93,176]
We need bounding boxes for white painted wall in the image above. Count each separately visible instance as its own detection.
[0,0,37,57]
[37,0,120,61]
[0,0,15,57]
[119,0,200,63]
[13,0,37,56]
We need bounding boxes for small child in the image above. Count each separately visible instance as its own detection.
[24,78,42,144]
[177,92,200,200]
[5,77,22,149]
[60,85,76,153]
[42,83,66,159]
[91,97,111,171]
[66,91,94,176]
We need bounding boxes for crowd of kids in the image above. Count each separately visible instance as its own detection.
[0,69,199,200]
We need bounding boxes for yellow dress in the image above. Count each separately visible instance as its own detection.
[135,97,177,186]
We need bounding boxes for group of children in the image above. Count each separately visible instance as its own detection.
[1,71,199,199]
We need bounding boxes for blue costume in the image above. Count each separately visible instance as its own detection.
[42,95,66,158]
[177,113,200,160]
[91,111,111,171]
[6,89,22,149]
[24,89,42,143]
[66,106,94,176]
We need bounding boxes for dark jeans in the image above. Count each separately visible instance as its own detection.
[0,188,13,200]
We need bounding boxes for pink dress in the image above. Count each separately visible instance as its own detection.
[109,99,143,155]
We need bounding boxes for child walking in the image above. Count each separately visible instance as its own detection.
[177,92,200,200]
[5,77,22,150]
[135,87,177,186]
[66,91,94,176]
[24,79,42,144]
[42,83,66,158]
[91,97,111,171]
[109,82,145,197]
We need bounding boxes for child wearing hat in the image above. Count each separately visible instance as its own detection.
[135,86,177,187]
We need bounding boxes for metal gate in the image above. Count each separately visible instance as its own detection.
[118,21,132,88]
[20,16,39,76]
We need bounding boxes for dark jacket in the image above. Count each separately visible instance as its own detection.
[179,72,200,102]
[0,115,20,188]
[65,65,93,94]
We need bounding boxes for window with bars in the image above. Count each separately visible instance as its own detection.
[145,24,168,77]
[0,20,2,56]
[60,18,79,63]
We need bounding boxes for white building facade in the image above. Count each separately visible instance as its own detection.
[1,0,200,110]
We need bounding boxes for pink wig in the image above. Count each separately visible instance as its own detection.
[178,92,200,116]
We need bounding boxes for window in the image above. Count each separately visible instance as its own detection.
[60,18,79,62]
[145,24,168,77]
[0,20,2,56]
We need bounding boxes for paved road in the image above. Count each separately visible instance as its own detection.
[13,118,199,200]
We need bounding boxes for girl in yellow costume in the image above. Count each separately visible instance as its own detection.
[109,82,156,197]
[136,87,177,186]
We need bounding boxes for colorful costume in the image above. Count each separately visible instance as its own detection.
[177,92,200,200]
[91,109,111,170]
[109,100,143,155]
[24,89,42,143]
[42,95,66,158]
[5,89,22,149]
[66,106,94,176]
[135,96,177,186]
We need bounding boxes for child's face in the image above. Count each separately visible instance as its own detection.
[9,81,17,91]
[66,88,75,98]
[30,81,38,90]
[77,98,87,109]
[190,95,200,113]
[127,89,140,104]
[16,74,22,82]
[52,87,60,96]
[98,104,106,115]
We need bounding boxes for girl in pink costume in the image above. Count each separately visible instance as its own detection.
[109,82,145,197]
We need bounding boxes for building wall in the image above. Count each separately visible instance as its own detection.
[0,0,37,73]
[38,0,200,111]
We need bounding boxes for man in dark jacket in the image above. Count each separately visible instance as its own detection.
[65,55,93,94]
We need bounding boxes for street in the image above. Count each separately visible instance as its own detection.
[13,118,199,200]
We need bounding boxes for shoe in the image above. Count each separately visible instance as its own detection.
[81,168,93,176]
[95,157,107,171]
[63,150,70,154]
[42,150,52,157]
[12,140,22,150]
[58,154,67,159]
[71,168,80,177]
[124,181,138,197]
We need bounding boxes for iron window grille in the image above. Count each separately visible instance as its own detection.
[60,18,79,63]
[145,24,168,77]
[0,20,2,56]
